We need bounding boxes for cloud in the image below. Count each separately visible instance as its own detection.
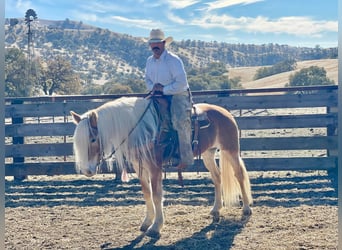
[108,16,168,32]
[72,11,99,22]
[191,14,338,37]
[166,12,186,24]
[14,0,32,9]
[205,0,264,11]
[6,0,34,14]
[166,0,200,9]
[110,16,154,27]
[255,16,337,36]
[72,11,162,33]
[78,1,131,14]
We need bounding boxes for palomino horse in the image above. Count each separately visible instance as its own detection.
[71,96,252,238]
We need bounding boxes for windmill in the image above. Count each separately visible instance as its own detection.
[24,9,38,89]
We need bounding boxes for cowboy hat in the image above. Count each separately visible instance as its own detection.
[148,29,173,45]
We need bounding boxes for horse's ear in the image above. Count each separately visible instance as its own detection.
[88,111,98,128]
[70,111,81,124]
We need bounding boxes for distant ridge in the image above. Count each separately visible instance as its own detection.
[5,18,338,87]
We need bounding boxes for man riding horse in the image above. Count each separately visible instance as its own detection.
[145,29,194,169]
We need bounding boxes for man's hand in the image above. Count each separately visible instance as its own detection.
[152,83,164,95]
[152,83,164,92]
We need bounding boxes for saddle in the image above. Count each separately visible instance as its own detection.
[150,94,210,167]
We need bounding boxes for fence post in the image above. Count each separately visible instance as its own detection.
[326,104,338,182]
[11,99,27,181]
[327,106,338,155]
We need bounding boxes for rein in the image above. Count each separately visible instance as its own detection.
[99,99,153,162]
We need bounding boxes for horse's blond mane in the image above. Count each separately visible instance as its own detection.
[73,118,92,174]
[96,97,158,171]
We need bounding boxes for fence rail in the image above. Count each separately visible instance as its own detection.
[5,85,338,177]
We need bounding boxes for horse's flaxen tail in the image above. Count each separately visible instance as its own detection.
[220,149,253,207]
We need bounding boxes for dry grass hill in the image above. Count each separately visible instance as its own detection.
[229,59,338,89]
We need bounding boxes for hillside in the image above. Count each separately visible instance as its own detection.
[229,59,338,89]
[5,18,338,91]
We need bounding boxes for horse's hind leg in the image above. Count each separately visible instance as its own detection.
[220,149,252,216]
[231,153,253,215]
[202,149,222,221]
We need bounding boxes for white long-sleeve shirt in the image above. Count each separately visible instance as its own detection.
[145,50,189,95]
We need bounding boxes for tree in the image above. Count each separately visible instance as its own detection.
[288,66,335,87]
[5,48,33,97]
[81,83,103,95]
[9,18,19,27]
[187,61,242,91]
[188,76,209,90]
[102,79,133,94]
[39,56,81,95]
[122,77,146,93]
[106,84,133,94]
[5,48,81,96]
[254,59,297,80]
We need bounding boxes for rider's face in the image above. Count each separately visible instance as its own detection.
[150,41,165,59]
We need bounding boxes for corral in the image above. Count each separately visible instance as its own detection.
[5,86,338,249]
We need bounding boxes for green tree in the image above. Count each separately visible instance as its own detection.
[254,59,297,80]
[221,76,242,90]
[287,66,334,87]
[9,18,19,26]
[5,48,33,97]
[81,83,103,95]
[103,81,133,94]
[121,77,146,93]
[187,61,242,91]
[188,76,209,90]
[40,56,81,95]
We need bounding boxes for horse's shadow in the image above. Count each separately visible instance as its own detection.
[104,214,251,250]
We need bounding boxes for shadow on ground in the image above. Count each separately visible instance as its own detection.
[5,171,338,249]
[107,215,251,250]
[5,171,337,208]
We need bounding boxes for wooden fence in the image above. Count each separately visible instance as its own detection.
[5,85,338,178]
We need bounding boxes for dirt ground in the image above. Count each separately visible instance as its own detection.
[5,170,338,250]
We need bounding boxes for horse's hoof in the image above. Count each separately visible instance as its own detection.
[210,210,220,222]
[145,229,161,239]
[243,206,252,216]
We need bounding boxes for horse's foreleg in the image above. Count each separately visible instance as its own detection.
[202,149,222,221]
[145,167,164,238]
[138,171,154,232]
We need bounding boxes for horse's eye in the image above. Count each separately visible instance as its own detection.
[90,138,97,143]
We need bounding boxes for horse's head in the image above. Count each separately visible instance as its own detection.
[71,110,101,177]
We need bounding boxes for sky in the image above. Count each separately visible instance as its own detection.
[5,0,338,48]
